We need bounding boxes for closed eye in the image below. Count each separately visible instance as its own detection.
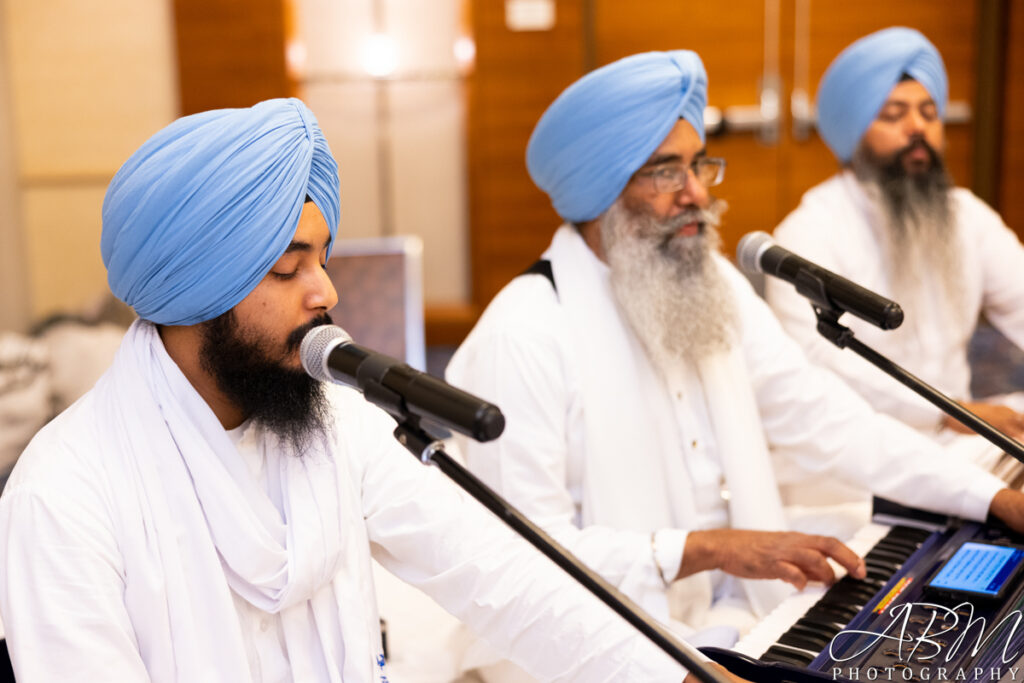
[878,104,907,122]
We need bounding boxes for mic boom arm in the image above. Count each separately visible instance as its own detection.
[812,293,1024,466]
[300,325,732,683]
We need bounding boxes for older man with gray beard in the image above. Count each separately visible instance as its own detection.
[601,198,738,370]
[446,51,1024,674]
[768,28,1024,465]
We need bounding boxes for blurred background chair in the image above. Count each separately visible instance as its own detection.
[325,235,426,370]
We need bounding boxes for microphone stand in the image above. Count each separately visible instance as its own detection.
[388,417,733,683]
[812,306,1024,464]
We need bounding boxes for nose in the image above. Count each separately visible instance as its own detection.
[676,167,709,208]
[904,107,927,136]
[307,264,338,312]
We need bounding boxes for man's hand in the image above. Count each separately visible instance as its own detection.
[988,488,1024,532]
[679,529,866,591]
[943,402,1024,439]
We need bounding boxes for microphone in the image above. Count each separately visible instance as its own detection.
[737,231,904,330]
[301,325,505,443]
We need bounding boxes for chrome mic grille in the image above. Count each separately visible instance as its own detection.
[300,324,351,382]
[736,230,774,274]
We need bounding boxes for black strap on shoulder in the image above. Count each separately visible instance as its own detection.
[520,259,556,293]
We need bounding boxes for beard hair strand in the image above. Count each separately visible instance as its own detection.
[851,140,964,325]
[198,310,334,455]
[599,198,738,370]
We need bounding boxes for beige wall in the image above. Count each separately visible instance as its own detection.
[0,0,471,329]
[2,0,178,325]
[0,5,27,332]
[295,0,470,305]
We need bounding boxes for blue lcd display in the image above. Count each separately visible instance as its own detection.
[928,543,1024,596]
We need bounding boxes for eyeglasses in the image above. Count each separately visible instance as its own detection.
[633,157,726,194]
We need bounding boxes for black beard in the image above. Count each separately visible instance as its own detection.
[199,310,334,454]
[851,137,952,222]
[851,136,962,316]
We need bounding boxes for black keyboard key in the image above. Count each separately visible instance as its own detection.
[762,644,817,667]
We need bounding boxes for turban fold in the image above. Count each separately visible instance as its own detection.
[816,27,947,163]
[527,50,708,223]
[102,98,341,325]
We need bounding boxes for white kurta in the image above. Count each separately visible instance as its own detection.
[768,171,1024,433]
[446,225,1005,629]
[0,324,687,682]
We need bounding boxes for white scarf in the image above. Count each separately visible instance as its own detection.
[96,321,384,682]
[544,225,792,622]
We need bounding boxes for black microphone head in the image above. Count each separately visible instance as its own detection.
[881,303,905,330]
[475,405,506,442]
[736,231,774,274]
[300,324,352,382]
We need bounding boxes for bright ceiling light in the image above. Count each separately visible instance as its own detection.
[453,35,476,72]
[361,33,398,78]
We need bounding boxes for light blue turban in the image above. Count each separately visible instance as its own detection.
[816,27,947,163]
[527,50,708,223]
[101,98,341,325]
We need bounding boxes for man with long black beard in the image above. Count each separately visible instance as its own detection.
[197,308,335,454]
[768,28,1024,488]
[446,51,1024,676]
[0,98,758,683]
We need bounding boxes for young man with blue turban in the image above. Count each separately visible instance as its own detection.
[447,50,1024,655]
[768,27,1024,452]
[0,98,745,683]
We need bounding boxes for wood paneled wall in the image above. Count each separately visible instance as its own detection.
[165,2,1024,342]
[465,0,1010,341]
[592,0,978,240]
[172,0,293,115]
[466,0,585,313]
[1000,1,1024,233]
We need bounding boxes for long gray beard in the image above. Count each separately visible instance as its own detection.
[600,198,738,370]
[851,142,964,321]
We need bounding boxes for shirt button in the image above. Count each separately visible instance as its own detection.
[260,618,270,632]
[691,440,698,449]
[676,391,682,399]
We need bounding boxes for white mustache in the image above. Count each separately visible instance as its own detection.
[653,208,717,240]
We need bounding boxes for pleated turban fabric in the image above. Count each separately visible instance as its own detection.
[816,27,948,163]
[102,98,341,325]
[527,50,708,223]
